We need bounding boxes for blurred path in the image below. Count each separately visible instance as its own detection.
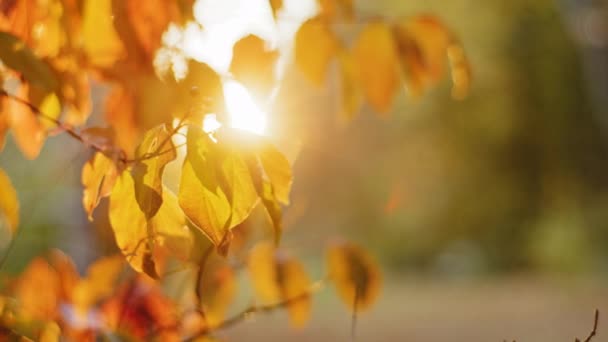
[225,277,607,341]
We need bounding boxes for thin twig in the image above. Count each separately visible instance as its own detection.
[351,284,360,342]
[183,279,326,341]
[577,309,599,342]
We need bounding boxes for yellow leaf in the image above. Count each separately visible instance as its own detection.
[353,21,401,114]
[230,34,278,98]
[110,171,192,277]
[248,242,281,303]
[179,130,232,247]
[133,124,177,219]
[197,254,237,326]
[179,128,259,249]
[81,152,118,220]
[248,242,312,327]
[269,0,283,19]
[0,168,19,235]
[294,18,337,86]
[81,0,125,67]
[37,92,61,130]
[327,241,381,312]
[338,49,362,120]
[280,258,312,327]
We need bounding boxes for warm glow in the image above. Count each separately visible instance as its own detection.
[223,80,267,135]
[161,0,318,136]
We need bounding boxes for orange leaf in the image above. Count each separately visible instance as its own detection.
[353,21,401,114]
[0,168,19,235]
[294,17,337,86]
[15,258,60,321]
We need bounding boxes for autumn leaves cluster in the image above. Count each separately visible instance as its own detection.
[293,1,471,117]
[0,0,469,340]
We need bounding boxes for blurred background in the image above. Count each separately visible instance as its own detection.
[2,0,608,340]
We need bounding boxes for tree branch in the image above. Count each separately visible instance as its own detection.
[183,279,326,341]
[577,309,599,342]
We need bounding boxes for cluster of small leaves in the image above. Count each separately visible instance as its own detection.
[292,1,472,118]
[0,242,380,340]
[0,0,467,340]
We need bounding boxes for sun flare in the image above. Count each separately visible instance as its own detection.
[224,80,268,135]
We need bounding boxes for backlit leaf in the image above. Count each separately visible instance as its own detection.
[248,242,312,327]
[133,124,177,219]
[0,168,19,235]
[110,171,192,277]
[327,241,381,312]
[179,129,232,247]
[179,128,259,250]
[230,34,278,98]
[353,21,401,114]
[81,152,118,220]
[81,0,125,67]
[294,18,337,86]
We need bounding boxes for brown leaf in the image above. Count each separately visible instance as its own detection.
[327,241,381,312]
[294,17,337,86]
[392,15,471,99]
[353,21,401,114]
